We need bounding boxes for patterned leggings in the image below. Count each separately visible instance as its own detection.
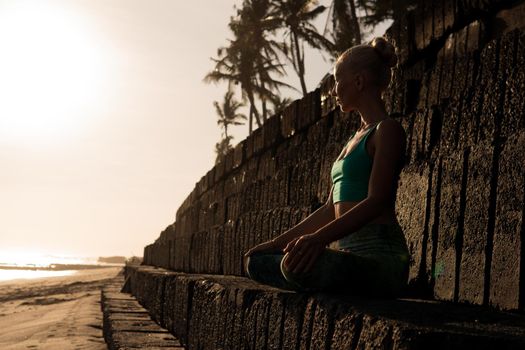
[245,223,410,297]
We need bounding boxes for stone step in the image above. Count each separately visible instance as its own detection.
[101,277,184,349]
[125,264,525,350]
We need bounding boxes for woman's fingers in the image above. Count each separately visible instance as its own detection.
[284,240,310,271]
[283,238,298,253]
[291,250,314,274]
[283,236,323,273]
[303,249,321,273]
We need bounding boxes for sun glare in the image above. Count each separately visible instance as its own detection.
[0,1,108,146]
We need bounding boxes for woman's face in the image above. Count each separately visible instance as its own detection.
[332,61,360,113]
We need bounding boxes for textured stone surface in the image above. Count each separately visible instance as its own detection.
[434,151,466,302]
[458,143,494,305]
[124,266,525,350]
[101,276,183,350]
[490,131,525,310]
[396,165,431,287]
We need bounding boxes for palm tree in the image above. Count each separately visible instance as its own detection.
[269,95,293,116]
[326,0,361,54]
[272,0,336,96]
[205,0,294,133]
[355,0,417,27]
[325,0,419,54]
[213,88,246,139]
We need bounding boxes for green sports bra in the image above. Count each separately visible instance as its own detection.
[331,126,377,203]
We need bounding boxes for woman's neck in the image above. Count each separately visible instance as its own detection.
[356,92,389,130]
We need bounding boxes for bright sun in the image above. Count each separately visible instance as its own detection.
[0,1,107,145]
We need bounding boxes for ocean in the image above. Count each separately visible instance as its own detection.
[0,253,123,282]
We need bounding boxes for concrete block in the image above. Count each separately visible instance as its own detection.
[440,98,461,152]
[232,141,243,169]
[233,285,265,349]
[443,0,455,31]
[266,292,299,350]
[356,315,394,349]
[309,297,336,350]
[253,126,265,156]
[222,221,234,275]
[162,273,179,334]
[414,3,427,51]
[502,65,525,139]
[253,294,272,350]
[281,100,298,138]
[173,275,204,345]
[225,148,234,173]
[319,74,335,117]
[433,0,445,42]
[459,143,494,305]
[423,0,434,48]
[281,293,309,350]
[298,298,317,350]
[397,165,432,286]
[434,150,467,302]
[490,132,525,310]
[264,113,281,149]
[427,59,442,107]
[110,331,182,349]
[297,89,321,131]
[330,307,363,348]
[222,287,239,349]
[215,158,225,182]
[409,109,428,163]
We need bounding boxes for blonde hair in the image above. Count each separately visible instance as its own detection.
[336,37,398,91]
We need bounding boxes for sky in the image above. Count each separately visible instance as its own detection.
[0,0,390,259]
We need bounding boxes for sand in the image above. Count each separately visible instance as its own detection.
[0,267,122,350]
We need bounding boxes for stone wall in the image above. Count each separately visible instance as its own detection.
[144,0,525,311]
[124,265,525,349]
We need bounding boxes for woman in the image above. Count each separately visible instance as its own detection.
[244,37,410,298]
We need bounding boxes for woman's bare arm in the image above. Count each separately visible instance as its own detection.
[244,185,335,258]
[271,186,335,247]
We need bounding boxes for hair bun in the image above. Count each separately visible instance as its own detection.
[369,37,398,68]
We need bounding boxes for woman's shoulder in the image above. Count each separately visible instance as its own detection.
[376,117,406,139]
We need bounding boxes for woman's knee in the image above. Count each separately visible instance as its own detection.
[245,253,263,279]
[246,253,283,281]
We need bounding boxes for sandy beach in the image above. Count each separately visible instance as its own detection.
[0,267,122,350]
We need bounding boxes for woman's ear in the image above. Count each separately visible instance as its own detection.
[354,73,364,91]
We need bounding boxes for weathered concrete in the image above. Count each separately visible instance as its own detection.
[125,265,525,350]
[101,276,184,349]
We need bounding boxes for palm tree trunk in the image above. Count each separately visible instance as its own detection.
[247,91,262,129]
[348,0,361,45]
[260,79,267,122]
[293,31,308,96]
[249,110,253,134]
[262,100,267,121]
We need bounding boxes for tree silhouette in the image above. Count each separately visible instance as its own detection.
[272,0,336,96]
[214,88,246,139]
[205,0,294,134]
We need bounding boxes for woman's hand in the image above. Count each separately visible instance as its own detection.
[282,234,325,274]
